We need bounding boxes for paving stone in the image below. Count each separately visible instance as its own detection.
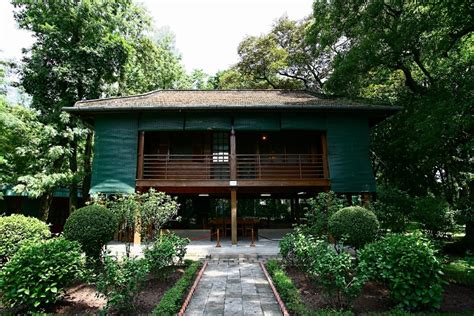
[185,262,282,316]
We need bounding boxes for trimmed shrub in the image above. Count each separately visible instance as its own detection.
[266,260,310,315]
[328,206,379,249]
[0,214,51,262]
[63,205,117,260]
[96,255,150,312]
[151,261,200,315]
[144,232,189,272]
[0,238,84,311]
[359,234,444,311]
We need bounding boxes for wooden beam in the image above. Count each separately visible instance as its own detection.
[321,133,329,178]
[137,131,145,180]
[231,189,237,245]
[230,127,236,180]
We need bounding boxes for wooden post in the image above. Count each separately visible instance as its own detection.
[230,127,236,180]
[137,131,145,179]
[133,217,141,246]
[361,192,371,207]
[250,228,256,247]
[231,189,237,245]
[345,194,353,206]
[216,228,221,247]
[321,133,329,178]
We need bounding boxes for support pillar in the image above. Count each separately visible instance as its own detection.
[137,131,145,180]
[361,192,371,207]
[133,220,141,246]
[231,189,237,245]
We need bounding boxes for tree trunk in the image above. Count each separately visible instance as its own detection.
[463,220,474,250]
[40,192,54,222]
[69,137,78,214]
[82,130,93,202]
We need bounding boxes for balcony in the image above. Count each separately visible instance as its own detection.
[140,153,326,181]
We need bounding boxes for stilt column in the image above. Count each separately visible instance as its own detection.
[231,189,237,245]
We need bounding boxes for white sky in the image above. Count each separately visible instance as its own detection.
[0,0,313,75]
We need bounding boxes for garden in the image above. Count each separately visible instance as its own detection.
[266,190,474,315]
[0,189,201,315]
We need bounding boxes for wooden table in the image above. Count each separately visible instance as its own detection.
[209,218,259,239]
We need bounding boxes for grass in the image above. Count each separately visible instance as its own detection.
[443,255,474,287]
[150,260,201,315]
[265,259,311,316]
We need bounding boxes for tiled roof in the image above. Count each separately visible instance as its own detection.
[66,89,398,112]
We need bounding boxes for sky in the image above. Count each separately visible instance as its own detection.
[0,0,313,75]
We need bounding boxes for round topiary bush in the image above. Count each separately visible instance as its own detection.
[328,206,379,248]
[0,238,84,311]
[0,214,51,261]
[63,205,117,260]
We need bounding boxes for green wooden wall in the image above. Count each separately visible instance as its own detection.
[326,115,375,193]
[90,111,376,194]
[90,114,138,194]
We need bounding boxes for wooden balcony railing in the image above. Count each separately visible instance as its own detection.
[143,154,230,180]
[236,154,325,180]
[141,153,327,181]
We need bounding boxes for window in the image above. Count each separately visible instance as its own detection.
[212,132,229,163]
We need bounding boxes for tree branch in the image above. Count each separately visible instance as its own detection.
[396,62,427,94]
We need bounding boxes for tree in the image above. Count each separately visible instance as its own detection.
[236,16,334,91]
[11,0,168,214]
[307,0,473,248]
[0,101,80,220]
[116,28,189,94]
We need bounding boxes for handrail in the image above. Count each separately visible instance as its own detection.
[141,153,326,180]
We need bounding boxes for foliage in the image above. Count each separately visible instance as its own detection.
[413,195,455,238]
[0,238,84,311]
[138,189,180,240]
[302,191,345,237]
[96,254,149,313]
[118,27,189,94]
[328,206,380,249]
[266,260,310,316]
[359,234,444,311]
[11,0,190,214]
[236,16,334,91]
[63,205,117,260]
[103,189,180,245]
[0,101,78,220]
[151,261,201,315]
[307,240,364,309]
[280,228,319,268]
[0,214,51,262]
[144,232,189,272]
[307,0,473,245]
[443,255,474,287]
[371,185,413,233]
[280,231,363,308]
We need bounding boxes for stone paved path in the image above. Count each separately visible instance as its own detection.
[185,261,283,316]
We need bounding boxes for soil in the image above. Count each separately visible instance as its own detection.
[47,266,186,315]
[285,267,474,314]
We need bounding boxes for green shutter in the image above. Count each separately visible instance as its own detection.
[90,114,138,194]
[233,113,280,131]
[139,113,184,131]
[281,113,327,130]
[327,115,375,193]
[185,113,231,131]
